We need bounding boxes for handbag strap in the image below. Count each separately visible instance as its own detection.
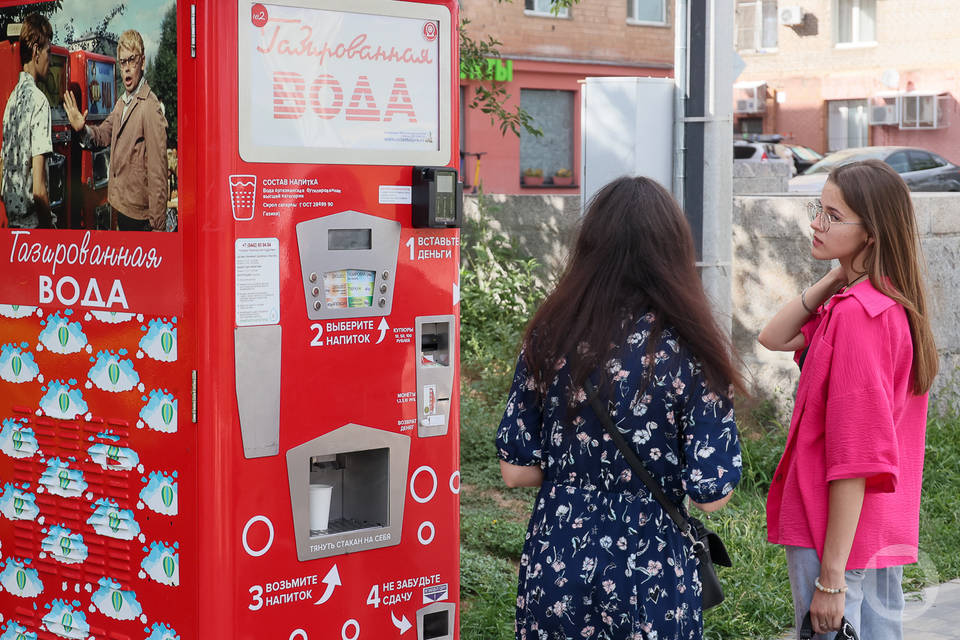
[583,379,695,543]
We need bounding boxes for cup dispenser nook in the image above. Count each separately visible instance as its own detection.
[286,423,410,560]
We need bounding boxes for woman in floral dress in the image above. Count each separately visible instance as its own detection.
[497,177,744,640]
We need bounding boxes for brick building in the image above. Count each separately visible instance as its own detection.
[734,0,960,161]
[459,0,674,194]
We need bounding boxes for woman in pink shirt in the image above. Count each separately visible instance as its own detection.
[759,160,937,640]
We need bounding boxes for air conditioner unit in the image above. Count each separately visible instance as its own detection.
[779,6,804,26]
[869,104,898,126]
[735,98,760,114]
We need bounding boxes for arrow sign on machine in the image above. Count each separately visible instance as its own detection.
[376,318,389,345]
[391,611,412,634]
[313,564,341,605]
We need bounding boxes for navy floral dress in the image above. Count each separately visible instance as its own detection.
[496,313,741,640]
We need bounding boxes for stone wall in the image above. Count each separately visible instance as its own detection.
[733,160,791,194]
[464,192,960,414]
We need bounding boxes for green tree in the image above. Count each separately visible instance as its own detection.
[0,2,62,39]
[146,3,176,148]
[459,0,575,138]
[60,3,126,56]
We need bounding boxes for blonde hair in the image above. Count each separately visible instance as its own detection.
[117,30,145,58]
[829,159,938,394]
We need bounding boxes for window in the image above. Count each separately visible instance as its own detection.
[827,99,868,151]
[519,89,574,184]
[524,0,569,18]
[836,0,876,46]
[900,94,949,129]
[738,117,764,135]
[736,1,778,51]
[627,0,666,25]
[885,151,909,173]
[909,151,944,172]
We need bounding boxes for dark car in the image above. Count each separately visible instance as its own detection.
[789,146,960,193]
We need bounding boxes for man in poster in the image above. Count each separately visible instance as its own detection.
[63,29,168,231]
[1,13,55,229]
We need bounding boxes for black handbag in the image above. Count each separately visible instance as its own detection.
[799,613,859,640]
[584,380,731,610]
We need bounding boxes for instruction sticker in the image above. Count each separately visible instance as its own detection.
[379,185,412,205]
[235,238,280,326]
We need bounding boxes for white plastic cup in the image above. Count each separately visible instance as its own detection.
[309,484,333,532]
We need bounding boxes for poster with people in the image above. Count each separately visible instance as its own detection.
[0,0,178,232]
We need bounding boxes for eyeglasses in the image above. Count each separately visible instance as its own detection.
[118,55,142,69]
[806,200,865,233]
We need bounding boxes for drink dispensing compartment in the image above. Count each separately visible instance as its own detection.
[286,424,410,560]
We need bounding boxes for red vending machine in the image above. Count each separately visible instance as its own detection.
[68,50,116,230]
[0,1,461,639]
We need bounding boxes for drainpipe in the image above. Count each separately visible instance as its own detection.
[676,0,734,333]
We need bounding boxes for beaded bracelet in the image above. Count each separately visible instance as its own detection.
[800,288,815,314]
[814,577,848,594]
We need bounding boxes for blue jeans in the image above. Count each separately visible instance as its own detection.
[785,546,904,640]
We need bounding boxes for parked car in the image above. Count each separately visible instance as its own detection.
[735,135,821,176]
[734,136,793,175]
[783,144,823,174]
[789,146,960,193]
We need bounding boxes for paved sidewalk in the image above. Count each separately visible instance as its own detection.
[777,579,960,639]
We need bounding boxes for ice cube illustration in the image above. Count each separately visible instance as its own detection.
[88,350,139,393]
[88,440,139,472]
[87,498,140,540]
[0,304,37,319]
[0,483,40,521]
[0,619,38,640]
[38,312,87,354]
[41,599,89,639]
[142,541,179,586]
[38,380,88,420]
[0,343,40,383]
[140,390,178,433]
[0,419,40,459]
[0,558,43,598]
[39,458,88,499]
[145,622,180,640]
[139,319,177,362]
[89,310,135,324]
[140,471,178,516]
[91,576,143,620]
[41,525,88,565]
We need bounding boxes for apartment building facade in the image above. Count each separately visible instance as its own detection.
[734,0,960,161]
[459,0,674,194]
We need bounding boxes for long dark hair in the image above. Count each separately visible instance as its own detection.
[521,176,744,398]
[829,160,938,394]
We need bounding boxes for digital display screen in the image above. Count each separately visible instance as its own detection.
[437,174,454,194]
[422,611,449,639]
[328,229,372,251]
[324,270,376,308]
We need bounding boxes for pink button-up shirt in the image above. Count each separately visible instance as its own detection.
[766,280,928,570]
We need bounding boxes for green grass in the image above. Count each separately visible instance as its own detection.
[457,201,960,639]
